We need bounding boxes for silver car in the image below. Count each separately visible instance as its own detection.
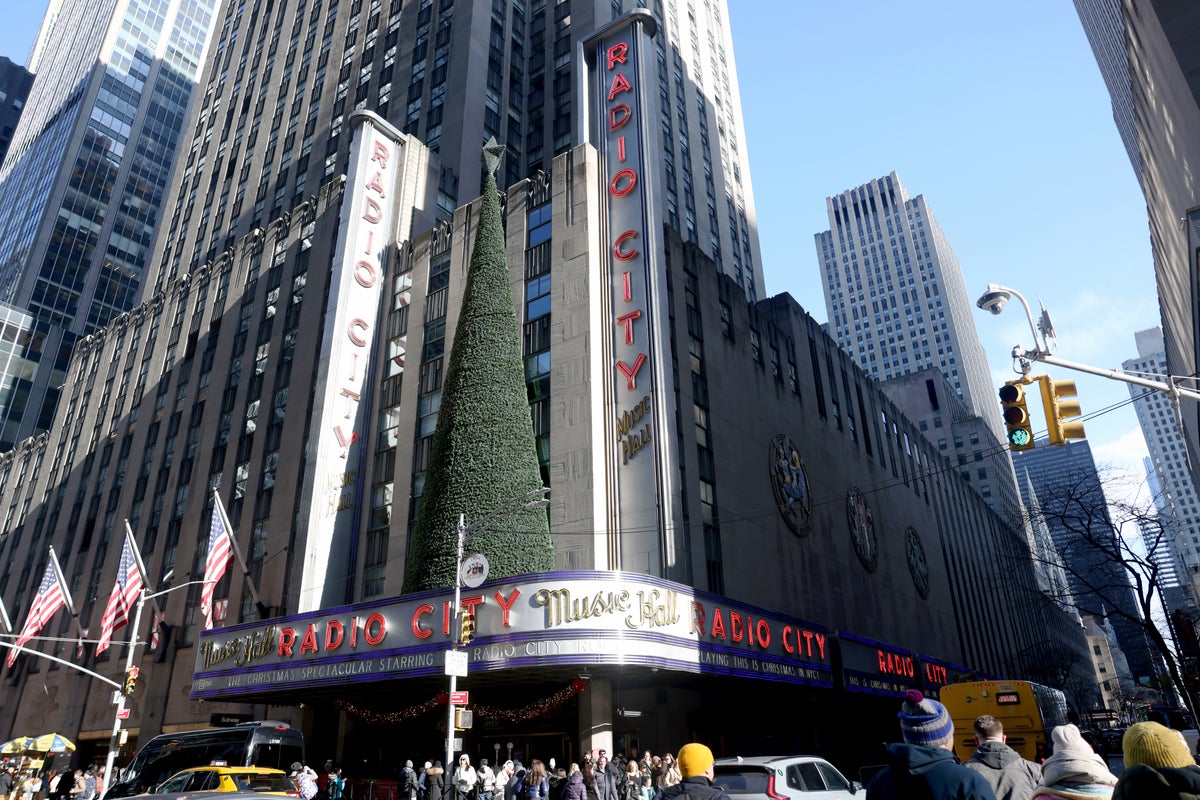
[711,756,860,800]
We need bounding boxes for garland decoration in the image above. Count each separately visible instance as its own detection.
[336,679,588,727]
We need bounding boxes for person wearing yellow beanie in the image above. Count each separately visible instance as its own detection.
[655,744,728,800]
[1113,721,1200,799]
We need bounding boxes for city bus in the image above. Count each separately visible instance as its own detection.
[939,680,1069,762]
[104,721,305,799]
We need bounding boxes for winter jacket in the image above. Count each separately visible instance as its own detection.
[866,743,997,800]
[426,767,446,800]
[1113,764,1200,800]
[562,775,587,800]
[521,778,548,800]
[964,742,1043,800]
[654,776,729,800]
[592,771,619,800]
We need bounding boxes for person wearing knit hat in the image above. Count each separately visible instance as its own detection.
[654,743,729,800]
[866,690,997,800]
[1112,721,1200,799]
[1031,724,1118,799]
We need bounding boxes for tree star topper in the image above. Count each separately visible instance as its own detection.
[482,137,506,176]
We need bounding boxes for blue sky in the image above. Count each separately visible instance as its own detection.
[0,2,1160,500]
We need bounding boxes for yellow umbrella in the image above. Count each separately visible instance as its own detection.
[0,737,32,754]
[28,733,75,754]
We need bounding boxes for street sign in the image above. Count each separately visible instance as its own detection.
[116,709,130,719]
[452,738,463,751]
[444,650,468,677]
[461,554,489,588]
[450,691,469,705]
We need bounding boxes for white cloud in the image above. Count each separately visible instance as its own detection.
[1091,425,1151,508]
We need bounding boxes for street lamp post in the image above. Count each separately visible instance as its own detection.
[443,488,549,788]
[101,579,212,796]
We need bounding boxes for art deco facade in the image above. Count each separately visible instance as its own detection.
[149,0,764,302]
[0,0,218,450]
[0,133,1085,772]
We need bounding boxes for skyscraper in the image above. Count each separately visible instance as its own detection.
[0,0,219,449]
[815,172,1005,445]
[0,57,33,169]
[1015,439,1161,684]
[1124,327,1200,609]
[1073,1,1200,474]
[148,0,764,302]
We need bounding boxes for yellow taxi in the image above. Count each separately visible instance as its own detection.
[154,764,299,797]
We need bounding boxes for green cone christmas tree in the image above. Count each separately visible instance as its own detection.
[402,141,553,592]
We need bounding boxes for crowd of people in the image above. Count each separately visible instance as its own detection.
[0,764,106,800]
[290,745,706,800]
[865,688,1200,799]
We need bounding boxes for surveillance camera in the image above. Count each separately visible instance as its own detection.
[975,291,1010,316]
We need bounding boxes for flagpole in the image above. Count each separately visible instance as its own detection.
[0,596,11,634]
[101,588,144,799]
[123,521,162,616]
[48,546,88,648]
[211,488,268,618]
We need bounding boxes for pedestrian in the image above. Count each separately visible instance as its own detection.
[592,758,617,800]
[620,762,640,800]
[638,776,652,800]
[0,767,14,800]
[520,760,548,800]
[548,767,567,800]
[661,755,680,790]
[562,765,585,800]
[426,761,445,800]
[420,762,434,800]
[1031,725,1117,799]
[964,715,1043,800]
[478,759,497,800]
[655,744,729,800]
[1112,720,1200,799]
[454,756,478,800]
[328,768,346,800]
[291,762,319,800]
[865,689,997,800]
[505,762,525,800]
[403,761,420,800]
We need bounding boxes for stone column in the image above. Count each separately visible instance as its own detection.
[576,678,612,756]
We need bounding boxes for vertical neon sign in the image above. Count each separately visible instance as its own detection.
[582,11,684,576]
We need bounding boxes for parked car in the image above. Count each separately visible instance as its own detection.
[712,756,860,800]
[153,766,299,797]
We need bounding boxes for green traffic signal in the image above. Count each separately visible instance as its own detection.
[999,380,1035,451]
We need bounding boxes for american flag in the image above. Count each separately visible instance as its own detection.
[149,611,164,651]
[200,499,235,630]
[95,535,145,656]
[7,561,68,667]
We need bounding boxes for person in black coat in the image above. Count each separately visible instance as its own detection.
[1115,721,1200,800]
[425,762,445,800]
[654,745,728,800]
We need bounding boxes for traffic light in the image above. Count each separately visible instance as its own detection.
[459,611,475,646]
[1038,376,1085,446]
[999,379,1035,451]
[123,666,140,695]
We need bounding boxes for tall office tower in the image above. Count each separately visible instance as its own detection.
[0,0,218,450]
[1015,440,1162,684]
[815,172,1006,446]
[1071,0,1139,175]
[0,57,33,168]
[1124,327,1200,609]
[148,0,764,302]
[1073,2,1200,473]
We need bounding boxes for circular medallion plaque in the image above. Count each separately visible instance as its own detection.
[769,434,812,534]
[905,525,930,599]
[846,486,878,571]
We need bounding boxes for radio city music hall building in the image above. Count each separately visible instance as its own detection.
[0,12,1087,774]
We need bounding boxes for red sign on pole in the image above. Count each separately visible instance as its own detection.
[449,691,469,706]
[116,709,130,719]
